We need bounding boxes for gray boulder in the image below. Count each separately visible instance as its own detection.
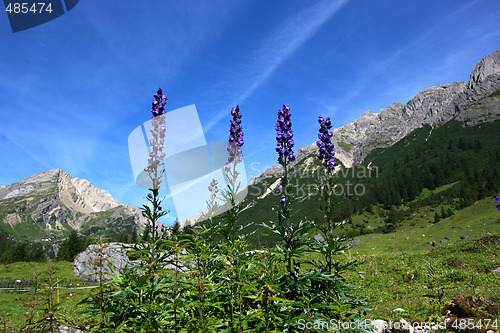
[74,242,134,282]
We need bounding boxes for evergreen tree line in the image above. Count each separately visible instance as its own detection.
[0,231,46,263]
[57,227,140,262]
[333,138,500,221]
[0,226,141,263]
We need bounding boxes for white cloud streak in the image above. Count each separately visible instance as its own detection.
[204,0,350,132]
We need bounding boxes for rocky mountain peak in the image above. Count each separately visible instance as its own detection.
[0,169,148,244]
[250,50,500,184]
[469,50,500,89]
[0,169,122,214]
[57,172,121,213]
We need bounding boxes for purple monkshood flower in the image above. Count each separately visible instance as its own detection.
[275,181,286,206]
[279,194,286,206]
[276,104,295,166]
[316,115,336,171]
[227,105,244,164]
[151,88,167,118]
[496,194,500,211]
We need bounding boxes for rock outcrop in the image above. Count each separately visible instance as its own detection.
[74,242,187,282]
[74,242,135,282]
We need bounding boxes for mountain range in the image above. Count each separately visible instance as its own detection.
[1,50,499,250]
[229,50,500,246]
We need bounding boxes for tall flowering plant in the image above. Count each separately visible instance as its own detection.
[315,115,340,239]
[198,106,253,331]
[96,88,171,331]
[142,87,169,241]
[261,104,315,331]
[496,195,500,211]
[310,115,369,322]
[221,105,248,244]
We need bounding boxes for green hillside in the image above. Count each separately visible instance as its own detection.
[235,118,500,248]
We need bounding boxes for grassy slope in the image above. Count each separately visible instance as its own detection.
[237,118,500,248]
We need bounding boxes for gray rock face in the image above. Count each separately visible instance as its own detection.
[74,242,135,282]
[0,169,148,245]
[251,50,500,183]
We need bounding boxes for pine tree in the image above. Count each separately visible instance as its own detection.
[57,229,86,261]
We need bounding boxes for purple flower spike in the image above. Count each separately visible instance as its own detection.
[496,195,500,211]
[227,105,244,164]
[144,88,168,188]
[316,115,336,172]
[275,104,295,166]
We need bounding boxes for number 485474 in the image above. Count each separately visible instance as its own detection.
[5,3,53,14]
[452,319,498,330]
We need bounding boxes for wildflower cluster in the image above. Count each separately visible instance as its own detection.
[496,194,500,210]
[275,104,295,165]
[144,88,167,188]
[316,115,336,172]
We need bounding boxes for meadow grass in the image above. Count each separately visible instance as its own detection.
[0,261,96,329]
[0,196,499,331]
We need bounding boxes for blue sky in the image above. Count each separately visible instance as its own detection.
[1,0,499,225]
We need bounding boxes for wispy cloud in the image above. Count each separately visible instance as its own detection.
[319,0,481,120]
[204,0,350,132]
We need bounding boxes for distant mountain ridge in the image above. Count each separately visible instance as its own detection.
[0,169,148,249]
[251,49,500,185]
